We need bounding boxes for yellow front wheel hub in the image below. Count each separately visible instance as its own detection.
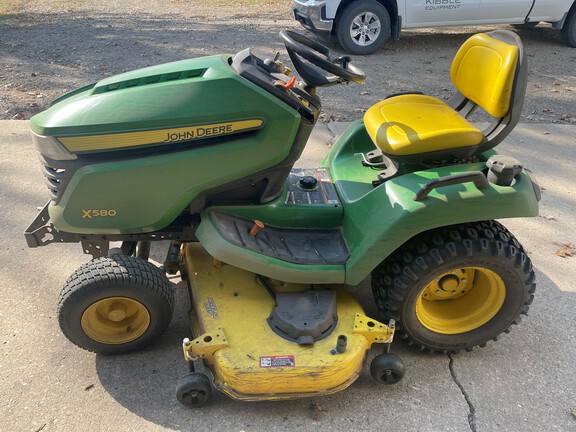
[416,268,506,334]
[81,297,151,344]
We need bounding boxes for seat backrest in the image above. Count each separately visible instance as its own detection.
[449,30,527,153]
[451,32,518,118]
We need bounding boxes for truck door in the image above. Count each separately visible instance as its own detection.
[404,0,482,26]
[478,0,534,21]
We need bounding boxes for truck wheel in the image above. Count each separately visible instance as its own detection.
[371,221,536,353]
[561,3,576,47]
[335,0,391,55]
[57,255,174,354]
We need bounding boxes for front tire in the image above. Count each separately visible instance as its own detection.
[371,221,536,352]
[58,255,174,354]
[335,0,391,55]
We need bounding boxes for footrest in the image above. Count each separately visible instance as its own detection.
[210,211,349,265]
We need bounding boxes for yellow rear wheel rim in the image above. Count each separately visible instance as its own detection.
[81,297,151,344]
[416,268,506,334]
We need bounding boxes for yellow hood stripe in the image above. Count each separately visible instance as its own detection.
[58,119,264,152]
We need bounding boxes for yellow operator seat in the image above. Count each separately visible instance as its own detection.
[364,31,526,163]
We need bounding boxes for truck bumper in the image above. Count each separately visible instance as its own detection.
[292,0,333,33]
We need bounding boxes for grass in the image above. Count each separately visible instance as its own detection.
[0,0,284,14]
[0,0,26,27]
[0,0,22,14]
[0,0,89,14]
[174,0,284,6]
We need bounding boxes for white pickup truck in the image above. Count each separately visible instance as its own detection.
[292,0,576,53]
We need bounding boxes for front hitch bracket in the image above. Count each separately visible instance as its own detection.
[352,313,395,346]
[182,328,230,362]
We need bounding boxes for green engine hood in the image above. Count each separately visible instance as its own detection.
[31,54,260,138]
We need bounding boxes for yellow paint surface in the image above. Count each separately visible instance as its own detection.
[183,244,388,400]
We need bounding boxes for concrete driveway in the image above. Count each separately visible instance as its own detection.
[1,119,575,431]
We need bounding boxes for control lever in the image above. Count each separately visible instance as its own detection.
[274,76,297,91]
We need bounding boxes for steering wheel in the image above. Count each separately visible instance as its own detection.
[279,30,366,88]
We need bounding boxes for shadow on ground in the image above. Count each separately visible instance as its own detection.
[92,268,575,431]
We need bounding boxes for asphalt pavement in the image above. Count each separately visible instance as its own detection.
[0,119,575,432]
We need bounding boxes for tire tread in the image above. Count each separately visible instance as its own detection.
[372,220,536,353]
[57,255,174,354]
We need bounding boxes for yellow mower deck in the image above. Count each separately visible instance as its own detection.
[182,243,395,401]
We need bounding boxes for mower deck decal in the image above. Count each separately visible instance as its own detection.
[58,119,264,152]
[259,355,295,368]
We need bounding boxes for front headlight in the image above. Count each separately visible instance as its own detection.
[31,132,77,161]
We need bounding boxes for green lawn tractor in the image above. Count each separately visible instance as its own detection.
[25,30,539,407]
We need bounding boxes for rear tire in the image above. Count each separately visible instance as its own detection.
[58,255,174,354]
[371,221,536,353]
[335,0,391,55]
[561,3,576,47]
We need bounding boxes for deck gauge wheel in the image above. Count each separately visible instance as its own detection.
[176,372,213,408]
[370,353,406,384]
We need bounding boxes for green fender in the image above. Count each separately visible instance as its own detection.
[325,121,540,285]
[338,165,539,285]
